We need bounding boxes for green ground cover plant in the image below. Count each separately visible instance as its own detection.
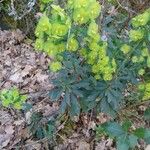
[0,87,27,109]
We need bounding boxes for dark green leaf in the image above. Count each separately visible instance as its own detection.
[145,138,150,144]
[87,92,99,102]
[144,129,150,139]
[73,89,84,97]
[117,140,129,150]
[49,88,62,101]
[106,90,119,109]
[106,90,115,103]
[100,98,116,117]
[47,124,55,138]
[143,129,150,144]
[36,127,44,139]
[111,89,122,100]
[22,103,32,111]
[64,91,71,106]
[128,134,138,148]
[73,81,90,90]
[122,120,132,132]
[80,98,96,112]
[133,128,145,138]
[104,122,125,137]
[59,99,67,114]
[70,94,80,116]
[144,107,150,120]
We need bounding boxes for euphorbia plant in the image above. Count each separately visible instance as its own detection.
[35,0,150,116]
[0,87,27,109]
[35,0,116,81]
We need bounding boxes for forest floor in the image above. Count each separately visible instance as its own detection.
[0,29,149,150]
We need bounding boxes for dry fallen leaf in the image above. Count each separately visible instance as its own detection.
[95,141,106,150]
[0,110,13,125]
[21,65,33,77]
[14,120,25,126]
[35,71,49,82]
[88,121,96,130]
[0,129,14,149]
[96,113,111,124]
[1,138,10,148]
[25,111,32,124]
[5,125,14,135]
[146,145,150,150]
[9,72,22,83]
[76,140,90,150]
[26,139,42,150]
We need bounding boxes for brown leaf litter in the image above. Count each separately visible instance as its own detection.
[0,29,54,149]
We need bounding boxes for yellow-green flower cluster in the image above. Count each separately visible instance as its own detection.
[72,20,116,81]
[0,88,27,109]
[35,0,116,78]
[50,61,62,72]
[129,10,150,41]
[128,9,150,71]
[138,82,150,101]
[141,47,150,68]
[82,22,116,80]
[41,0,53,4]
[51,23,68,36]
[89,43,116,80]
[35,14,51,37]
[67,36,79,52]
[138,68,145,76]
[68,0,101,25]
[131,9,150,28]
[147,57,150,68]
[131,46,150,74]
[129,10,150,76]
[121,44,131,54]
[132,55,149,77]
[35,5,71,71]
[35,5,70,53]
[129,29,144,41]
[131,56,138,63]
[87,21,100,42]
[84,21,116,81]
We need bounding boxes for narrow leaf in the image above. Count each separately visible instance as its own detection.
[133,128,145,138]
[117,139,129,150]
[104,122,125,137]
[59,99,67,114]
[49,88,62,101]
[70,94,80,116]
[144,107,150,120]
[128,134,138,148]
